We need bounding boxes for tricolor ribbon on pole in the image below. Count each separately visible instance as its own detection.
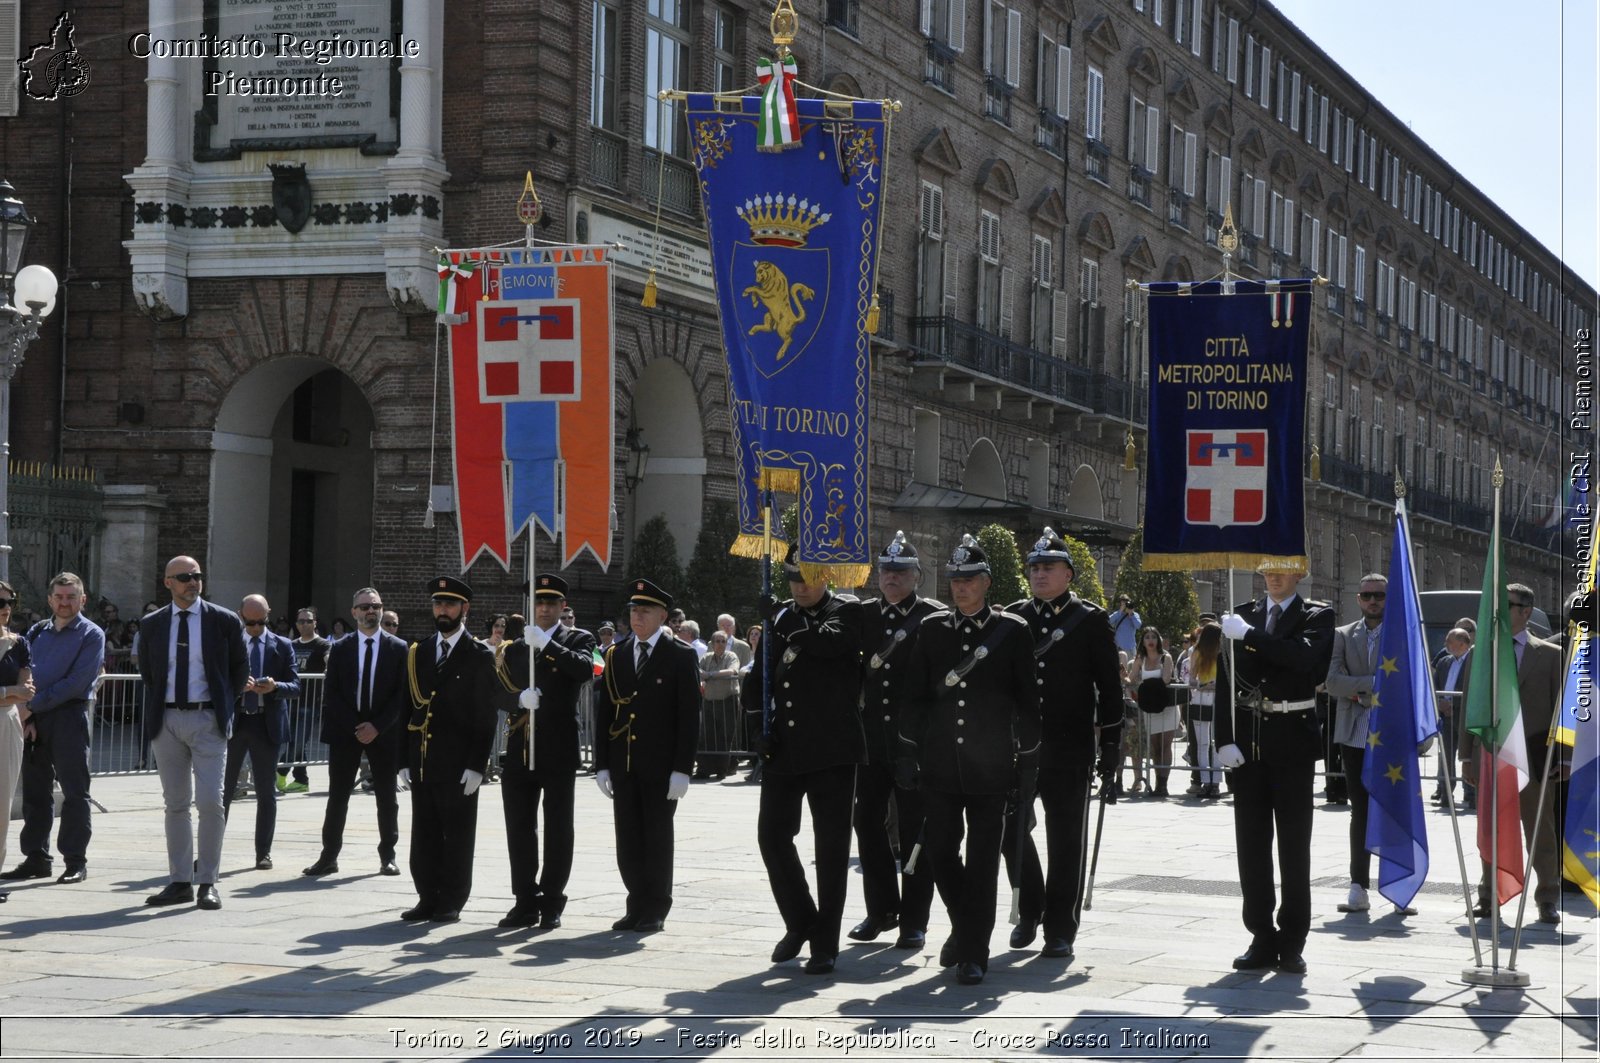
[437,255,478,322]
[755,55,800,151]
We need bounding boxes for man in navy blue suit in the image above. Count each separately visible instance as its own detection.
[222,594,301,871]
[137,556,249,910]
[305,586,410,878]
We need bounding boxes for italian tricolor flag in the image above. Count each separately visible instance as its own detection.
[1465,519,1529,905]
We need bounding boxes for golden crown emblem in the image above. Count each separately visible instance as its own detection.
[737,194,830,248]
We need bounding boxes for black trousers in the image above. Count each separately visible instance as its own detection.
[1340,744,1372,888]
[502,762,576,915]
[320,733,401,862]
[222,713,279,859]
[1003,754,1094,943]
[18,706,92,864]
[408,778,480,910]
[853,758,936,931]
[1232,715,1317,957]
[611,769,677,922]
[758,763,856,957]
[923,788,1007,968]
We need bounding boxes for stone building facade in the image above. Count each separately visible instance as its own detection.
[0,0,1590,631]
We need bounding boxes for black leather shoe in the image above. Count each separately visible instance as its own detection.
[195,884,222,910]
[0,890,8,902]
[498,906,541,929]
[146,882,195,907]
[1472,901,1493,919]
[540,913,563,930]
[379,861,401,877]
[255,855,273,871]
[400,905,433,922]
[301,857,339,876]
[893,928,926,950]
[1538,902,1561,924]
[1232,944,1277,970]
[938,936,958,967]
[1277,952,1307,974]
[1,856,51,881]
[634,918,665,934]
[955,961,985,985]
[431,908,461,923]
[803,954,837,975]
[1041,936,1074,959]
[1009,918,1039,949]
[57,865,87,884]
[771,929,806,963]
[611,914,639,931]
[847,913,898,941]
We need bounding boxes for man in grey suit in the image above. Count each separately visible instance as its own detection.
[137,557,249,910]
[1461,582,1566,924]
[1323,572,1390,915]
[1432,628,1473,807]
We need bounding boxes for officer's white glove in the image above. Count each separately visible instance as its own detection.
[595,769,613,799]
[666,771,691,801]
[1220,613,1252,640]
[1418,735,1436,756]
[1217,743,1247,769]
[397,767,411,787]
[518,687,539,712]
[461,769,483,796]
[527,625,551,650]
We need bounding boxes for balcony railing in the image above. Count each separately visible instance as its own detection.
[1205,208,1222,245]
[1036,110,1066,157]
[983,76,1013,125]
[1236,234,1258,270]
[1352,301,1367,326]
[1085,138,1110,184]
[1397,325,1411,352]
[1167,189,1190,229]
[1326,286,1345,316]
[589,128,625,190]
[924,39,956,93]
[1376,314,1391,341]
[1419,339,1434,366]
[641,146,699,218]
[1127,166,1152,207]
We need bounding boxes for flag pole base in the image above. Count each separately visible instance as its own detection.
[1460,966,1531,988]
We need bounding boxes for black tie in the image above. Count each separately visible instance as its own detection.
[1266,603,1282,636]
[176,609,192,709]
[437,636,450,668]
[248,636,263,709]
[636,640,651,672]
[360,637,375,716]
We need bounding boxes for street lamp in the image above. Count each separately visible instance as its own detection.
[0,179,61,581]
[623,424,651,493]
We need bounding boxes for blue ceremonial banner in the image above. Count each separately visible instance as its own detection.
[1555,504,1599,908]
[1142,279,1312,570]
[688,92,887,586]
[1362,498,1439,910]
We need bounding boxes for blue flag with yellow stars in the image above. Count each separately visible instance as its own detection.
[1362,497,1440,909]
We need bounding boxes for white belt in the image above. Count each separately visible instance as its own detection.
[1258,698,1316,714]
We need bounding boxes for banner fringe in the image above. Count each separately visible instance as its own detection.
[757,467,801,493]
[799,562,871,588]
[730,533,786,560]
[1142,552,1311,573]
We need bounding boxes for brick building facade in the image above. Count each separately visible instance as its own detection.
[0,0,1591,632]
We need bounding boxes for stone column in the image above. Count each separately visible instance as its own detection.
[99,485,169,618]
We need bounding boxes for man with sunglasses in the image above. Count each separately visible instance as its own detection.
[1324,573,1394,916]
[221,595,301,872]
[138,557,249,910]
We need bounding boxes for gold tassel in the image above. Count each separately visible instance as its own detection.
[865,292,881,335]
[757,466,801,494]
[641,270,659,308]
[730,533,788,560]
[1123,430,1137,471]
[1140,552,1311,573]
[1309,444,1322,482]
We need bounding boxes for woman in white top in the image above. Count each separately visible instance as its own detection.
[1126,626,1178,797]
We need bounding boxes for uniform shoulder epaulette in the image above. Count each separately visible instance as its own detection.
[921,597,947,611]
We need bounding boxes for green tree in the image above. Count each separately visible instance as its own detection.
[1111,525,1200,644]
[628,514,685,598]
[680,499,762,629]
[1063,533,1108,608]
[976,523,1027,606]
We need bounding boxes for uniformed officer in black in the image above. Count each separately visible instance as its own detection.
[494,573,596,930]
[1216,559,1335,975]
[400,576,499,923]
[848,530,943,951]
[742,544,866,974]
[1000,527,1124,962]
[594,578,699,933]
[898,534,1040,985]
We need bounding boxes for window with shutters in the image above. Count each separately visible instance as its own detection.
[712,6,738,93]
[1076,258,1104,365]
[1036,37,1070,156]
[979,210,1001,264]
[1238,172,1264,268]
[982,3,1021,124]
[975,209,1004,334]
[1189,0,1204,57]
[1167,124,1196,228]
[1121,284,1144,386]
[1203,148,1231,245]
[1030,235,1058,352]
[1243,35,1255,98]
[590,0,621,132]
[1345,385,1363,466]
[1324,229,1346,313]
[1258,44,1271,108]
[1126,95,1159,206]
[1299,211,1320,274]
[1322,371,1340,457]
[917,182,948,318]
[920,0,966,91]
[1370,398,1385,476]
[1031,235,1053,289]
[643,0,692,156]
[1084,66,1107,182]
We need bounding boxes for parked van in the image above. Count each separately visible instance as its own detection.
[1418,589,1552,659]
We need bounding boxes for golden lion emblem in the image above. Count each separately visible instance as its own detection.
[742,260,815,362]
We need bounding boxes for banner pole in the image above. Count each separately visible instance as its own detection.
[761,487,774,747]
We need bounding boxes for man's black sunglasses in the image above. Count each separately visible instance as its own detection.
[170,572,204,584]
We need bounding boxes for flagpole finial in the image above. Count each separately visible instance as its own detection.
[770,0,799,54]
[1493,456,1504,489]
[1394,468,1406,499]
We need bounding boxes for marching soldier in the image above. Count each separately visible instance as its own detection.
[1000,528,1124,962]
[742,544,865,974]
[848,531,943,951]
[400,576,499,923]
[593,578,700,933]
[897,535,1040,985]
[1217,559,1335,974]
[494,574,596,930]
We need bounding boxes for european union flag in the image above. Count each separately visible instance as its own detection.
[1363,497,1440,909]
